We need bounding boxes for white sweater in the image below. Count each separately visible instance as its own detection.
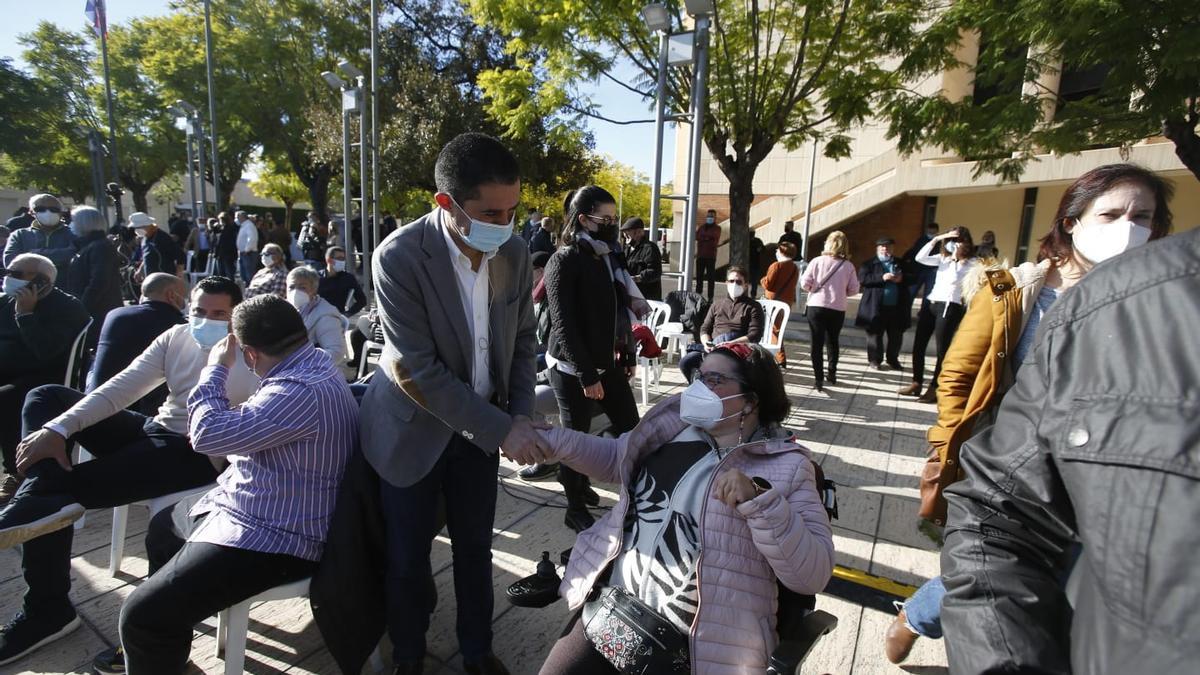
[49,324,258,436]
[300,296,349,364]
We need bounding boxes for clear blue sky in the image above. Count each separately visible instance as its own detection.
[0,1,673,179]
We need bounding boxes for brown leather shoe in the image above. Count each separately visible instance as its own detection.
[918,388,938,404]
[897,382,922,396]
[885,609,919,664]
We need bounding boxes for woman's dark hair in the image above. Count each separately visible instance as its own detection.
[232,295,309,356]
[1038,163,1173,263]
[194,275,243,306]
[434,132,520,202]
[949,225,975,258]
[707,345,790,425]
[726,265,747,280]
[561,185,616,245]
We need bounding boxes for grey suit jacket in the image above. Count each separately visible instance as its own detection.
[360,209,537,487]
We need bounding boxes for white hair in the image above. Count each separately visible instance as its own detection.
[9,252,57,284]
[71,206,107,235]
[287,265,320,289]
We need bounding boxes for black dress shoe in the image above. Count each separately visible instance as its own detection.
[583,486,600,506]
[564,509,595,533]
[505,552,561,608]
[828,373,838,385]
[463,653,510,675]
[518,463,559,481]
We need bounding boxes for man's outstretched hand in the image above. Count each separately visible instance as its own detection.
[500,415,554,465]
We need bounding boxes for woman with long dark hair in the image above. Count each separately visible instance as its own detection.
[885,163,1174,664]
[544,186,644,532]
[910,226,980,403]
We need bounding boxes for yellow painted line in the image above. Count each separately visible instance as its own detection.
[832,565,919,598]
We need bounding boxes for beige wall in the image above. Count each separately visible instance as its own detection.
[934,188,1025,263]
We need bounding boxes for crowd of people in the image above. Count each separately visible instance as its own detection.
[0,136,1195,675]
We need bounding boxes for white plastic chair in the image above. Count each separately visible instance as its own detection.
[62,319,92,529]
[215,577,386,674]
[636,301,670,405]
[106,484,214,576]
[649,300,689,364]
[356,338,385,379]
[758,298,791,360]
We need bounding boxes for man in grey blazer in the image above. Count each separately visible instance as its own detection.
[359,133,546,675]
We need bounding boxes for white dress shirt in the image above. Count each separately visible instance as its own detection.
[236,219,259,253]
[440,214,495,399]
[916,239,979,306]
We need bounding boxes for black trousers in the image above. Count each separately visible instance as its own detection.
[866,307,906,367]
[14,385,218,617]
[929,301,967,391]
[910,299,936,385]
[806,307,845,384]
[0,369,58,475]
[379,435,500,663]
[548,367,640,513]
[694,257,716,299]
[120,503,315,674]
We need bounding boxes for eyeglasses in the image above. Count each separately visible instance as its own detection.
[32,206,61,214]
[726,279,744,285]
[695,370,744,388]
[584,214,617,227]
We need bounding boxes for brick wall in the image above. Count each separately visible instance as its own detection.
[803,195,927,262]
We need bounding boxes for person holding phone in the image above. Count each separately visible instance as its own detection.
[0,253,90,504]
[909,226,980,403]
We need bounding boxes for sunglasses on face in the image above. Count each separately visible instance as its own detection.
[584,214,617,227]
[32,206,61,214]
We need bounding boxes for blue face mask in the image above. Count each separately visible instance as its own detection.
[877,254,893,262]
[189,316,229,349]
[447,196,514,254]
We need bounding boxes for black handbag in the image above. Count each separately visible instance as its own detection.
[581,586,690,674]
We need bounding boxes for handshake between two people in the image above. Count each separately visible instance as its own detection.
[500,415,555,466]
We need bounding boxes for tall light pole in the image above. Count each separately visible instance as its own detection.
[641,3,671,249]
[203,0,221,211]
[175,100,207,219]
[370,0,381,296]
[681,0,714,294]
[169,104,198,220]
[339,60,372,294]
[801,138,819,261]
[322,69,357,256]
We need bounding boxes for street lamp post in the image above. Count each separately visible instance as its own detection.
[641,3,671,249]
[680,0,714,294]
[338,60,371,295]
[174,101,206,220]
[203,0,221,211]
[322,70,356,256]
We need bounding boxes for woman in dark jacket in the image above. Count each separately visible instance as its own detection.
[545,186,642,532]
[63,206,123,348]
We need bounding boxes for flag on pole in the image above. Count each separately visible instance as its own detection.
[85,0,108,38]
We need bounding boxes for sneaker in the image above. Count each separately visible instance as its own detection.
[0,610,81,666]
[877,362,892,372]
[517,463,559,481]
[92,645,125,674]
[0,491,85,549]
[0,475,20,506]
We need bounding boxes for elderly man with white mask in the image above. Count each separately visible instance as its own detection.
[2,194,77,286]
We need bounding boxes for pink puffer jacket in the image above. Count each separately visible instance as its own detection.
[540,396,835,675]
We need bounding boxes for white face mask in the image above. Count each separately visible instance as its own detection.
[775,251,790,263]
[34,210,60,226]
[1072,218,1152,265]
[944,241,958,255]
[261,253,274,267]
[331,259,346,273]
[726,281,745,299]
[288,289,311,310]
[679,379,744,430]
[3,276,29,296]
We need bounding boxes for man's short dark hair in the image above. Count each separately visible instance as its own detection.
[194,275,243,306]
[232,295,309,357]
[727,265,747,279]
[434,133,520,202]
[326,246,346,258]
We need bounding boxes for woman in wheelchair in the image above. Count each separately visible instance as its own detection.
[531,343,834,674]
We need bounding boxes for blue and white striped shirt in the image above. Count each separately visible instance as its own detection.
[186,343,358,561]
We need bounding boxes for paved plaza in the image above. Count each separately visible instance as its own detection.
[0,334,948,674]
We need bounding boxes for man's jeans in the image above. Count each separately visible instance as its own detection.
[238,252,258,284]
[902,576,945,639]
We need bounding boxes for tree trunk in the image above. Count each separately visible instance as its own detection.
[284,201,294,230]
[1162,115,1200,184]
[726,166,757,269]
[306,164,332,224]
[131,186,150,213]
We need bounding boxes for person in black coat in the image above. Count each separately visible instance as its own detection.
[854,237,911,369]
[529,216,556,256]
[1,253,91,482]
[62,207,123,349]
[544,186,641,532]
[620,216,662,301]
[212,211,240,281]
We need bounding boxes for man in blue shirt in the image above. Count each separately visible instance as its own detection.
[129,213,185,278]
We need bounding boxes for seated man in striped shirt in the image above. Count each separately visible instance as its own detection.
[116,295,358,673]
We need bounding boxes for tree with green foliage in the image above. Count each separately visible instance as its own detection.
[593,156,669,230]
[469,0,918,266]
[249,160,310,227]
[881,0,1200,183]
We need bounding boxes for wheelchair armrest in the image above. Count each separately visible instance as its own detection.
[766,610,839,675]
